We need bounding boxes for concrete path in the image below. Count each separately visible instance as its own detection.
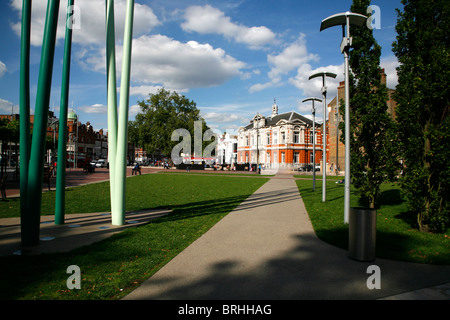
[124,171,450,300]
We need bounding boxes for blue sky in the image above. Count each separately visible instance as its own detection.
[0,0,402,135]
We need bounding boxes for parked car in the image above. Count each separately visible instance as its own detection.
[96,159,107,167]
[89,160,97,167]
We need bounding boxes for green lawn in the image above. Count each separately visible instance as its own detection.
[296,179,450,265]
[0,174,269,300]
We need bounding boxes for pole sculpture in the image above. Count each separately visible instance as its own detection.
[308,72,337,202]
[320,12,367,223]
[55,0,75,225]
[106,0,135,225]
[19,0,32,246]
[302,98,322,192]
[20,0,60,247]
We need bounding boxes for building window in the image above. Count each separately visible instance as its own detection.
[294,131,300,143]
[273,132,278,144]
[266,132,270,145]
[294,152,299,163]
[281,132,285,143]
[267,152,270,163]
[281,152,285,163]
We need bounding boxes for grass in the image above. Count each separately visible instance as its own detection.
[296,178,450,265]
[0,173,269,300]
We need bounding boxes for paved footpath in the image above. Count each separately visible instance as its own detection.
[124,170,450,300]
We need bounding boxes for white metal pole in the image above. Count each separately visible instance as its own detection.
[322,81,327,202]
[344,17,351,224]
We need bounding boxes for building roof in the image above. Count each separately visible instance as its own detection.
[242,111,318,130]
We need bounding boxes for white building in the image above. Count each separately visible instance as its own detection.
[217,132,238,165]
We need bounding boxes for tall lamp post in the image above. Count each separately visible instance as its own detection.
[320,11,367,223]
[308,72,337,202]
[302,98,321,191]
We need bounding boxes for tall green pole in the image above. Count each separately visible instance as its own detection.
[19,0,32,246]
[26,0,60,246]
[106,0,118,222]
[113,0,134,225]
[55,0,74,225]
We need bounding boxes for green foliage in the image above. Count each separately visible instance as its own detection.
[128,88,211,159]
[341,0,399,209]
[393,0,449,232]
[296,179,450,265]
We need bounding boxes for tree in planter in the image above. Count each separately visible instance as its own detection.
[393,0,449,232]
[339,0,399,209]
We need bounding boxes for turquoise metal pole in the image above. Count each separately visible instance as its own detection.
[106,0,118,221]
[19,0,32,246]
[113,0,134,225]
[55,0,74,225]
[26,0,60,245]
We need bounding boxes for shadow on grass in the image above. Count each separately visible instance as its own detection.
[1,180,303,299]
[153,187,302,224]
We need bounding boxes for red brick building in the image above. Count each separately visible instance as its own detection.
[237,100,323,171]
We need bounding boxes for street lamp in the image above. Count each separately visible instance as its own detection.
[320,11,368,224]
[309,71,337,202]
[302,97,322,191]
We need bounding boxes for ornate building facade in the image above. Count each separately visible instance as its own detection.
[237,100,323,170]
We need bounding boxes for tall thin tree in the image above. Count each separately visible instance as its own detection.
[393,0,449,232]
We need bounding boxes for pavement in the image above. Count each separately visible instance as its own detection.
[1,167,449,300]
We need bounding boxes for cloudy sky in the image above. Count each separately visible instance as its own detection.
[0,0,401,134]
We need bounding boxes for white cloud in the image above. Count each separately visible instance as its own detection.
[249,34,320,93]
[268,34,319,81]
[202,112,242,123]
[10,0,160,46]
[0,98,17,114]
[129,104,141,117]
[290,63,344,96]
[182,5,277,49]
[381,55,399,89]
[79,103,107,114]
[75,35,247,93]
[0,61,6,78]
[249,81,275,94]
[126,34,247,91]
[129,85,163,97]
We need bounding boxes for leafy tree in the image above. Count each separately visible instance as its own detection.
[339,0,398,209]
[393,0,449,232]
[129,88,212,161]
